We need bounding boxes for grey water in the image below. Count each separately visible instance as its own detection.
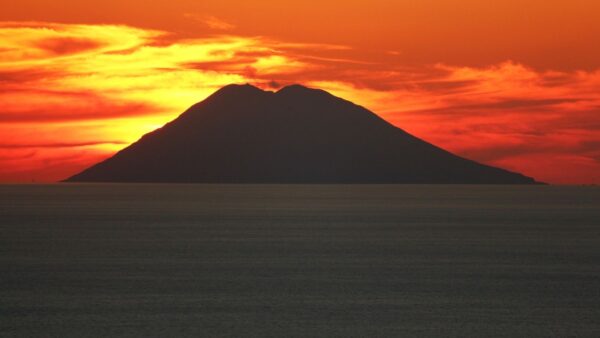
[1,184,599,337]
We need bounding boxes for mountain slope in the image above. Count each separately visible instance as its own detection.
[66,84,538,184]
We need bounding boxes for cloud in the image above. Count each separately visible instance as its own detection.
[0,141,127,149]
[0,151,36,161]
[406,97,585,116]
[0,21,161,63]
[184,14,236,30]
[0,89,162,122]
[35,37,104,56]
[0,148,111,183]
[0,69,63,83]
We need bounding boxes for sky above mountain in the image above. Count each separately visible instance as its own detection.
[1,0,600,184]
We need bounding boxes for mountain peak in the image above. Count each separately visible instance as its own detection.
[277,84,311,92]
[212,83,266,96]
[211,83,329,98]
[277,84,330,97]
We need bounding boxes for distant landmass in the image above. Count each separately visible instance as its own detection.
[66,84,538,184]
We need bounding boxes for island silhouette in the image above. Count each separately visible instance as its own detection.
[66,84,538,184]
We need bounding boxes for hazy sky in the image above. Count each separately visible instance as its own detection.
[1,0,599,183]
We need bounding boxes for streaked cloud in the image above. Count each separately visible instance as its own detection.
[184,14,236,30]
[0,141,128,149]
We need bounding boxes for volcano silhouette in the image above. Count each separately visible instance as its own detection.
[66,84,538,184]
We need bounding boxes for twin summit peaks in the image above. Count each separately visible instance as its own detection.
[67,84,537,184]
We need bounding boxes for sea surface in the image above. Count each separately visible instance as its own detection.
[1,184,599,337]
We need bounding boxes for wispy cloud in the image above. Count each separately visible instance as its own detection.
[0,141,127,149]
[184,14,236,30]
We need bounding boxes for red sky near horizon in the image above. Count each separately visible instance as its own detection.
[1,0,600,184]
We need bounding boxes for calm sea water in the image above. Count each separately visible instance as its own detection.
[1,184,599,337]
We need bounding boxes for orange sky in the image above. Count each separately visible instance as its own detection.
[1,0,600,184]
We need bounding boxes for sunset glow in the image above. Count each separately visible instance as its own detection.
[1,1,600,183]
